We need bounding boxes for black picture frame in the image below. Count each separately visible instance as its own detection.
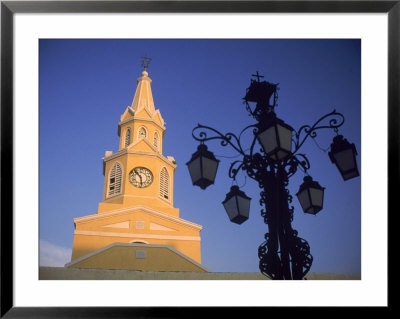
[1,1,396,317]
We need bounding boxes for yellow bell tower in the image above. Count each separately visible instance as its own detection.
[67,61,206,272]
[98,66,178,217]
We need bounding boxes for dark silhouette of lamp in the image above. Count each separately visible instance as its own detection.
[222,185,251,224]
[186,144,219,190]
[296,176,325,215]
[328,135,360,181]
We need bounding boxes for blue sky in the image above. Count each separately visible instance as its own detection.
[39,39,361,274]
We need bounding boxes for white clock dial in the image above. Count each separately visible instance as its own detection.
[129,167,153,188]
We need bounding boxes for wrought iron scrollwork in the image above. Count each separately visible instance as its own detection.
[258,233,281,280]
[293,109,344,154]
[286,153,311,178]
[228,160,244,180]
[288,231,313,279]
[192,124,246,156]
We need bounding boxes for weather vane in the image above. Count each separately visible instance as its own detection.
[141,55,152,70]
[252,71,264,82]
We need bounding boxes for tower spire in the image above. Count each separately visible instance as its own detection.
[131,57,155,113]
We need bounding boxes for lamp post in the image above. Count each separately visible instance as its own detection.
[186,72,359,280]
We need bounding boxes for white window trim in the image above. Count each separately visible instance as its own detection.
[125,127,132,147]
[153,131,159,150]
[137,126,148,140]
[159,167,170,202]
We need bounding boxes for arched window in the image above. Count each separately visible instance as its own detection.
[125,127,131,147]
[138,126,147,139]
[160,167,169,200]
[108,162,122,197]
[153,131,159,150]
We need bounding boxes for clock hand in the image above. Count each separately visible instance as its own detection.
[134,169,143,185]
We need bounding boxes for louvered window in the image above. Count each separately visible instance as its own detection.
[160,167,169,200]
[153,132,159,149]
[125,128,131,147]
[108,162,122,197]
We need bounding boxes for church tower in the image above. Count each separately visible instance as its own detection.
[67,61,206,272]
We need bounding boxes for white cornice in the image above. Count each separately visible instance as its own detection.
[102,148,127,161]
[118,117,135,126]
[118,115,165,131]
[102,149,176,168]
[74,205,203,231]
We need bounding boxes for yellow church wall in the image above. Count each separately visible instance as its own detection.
[164,240,202,264]
[72,209,202,263]
[68,244,206,272]
[71,234,201,264]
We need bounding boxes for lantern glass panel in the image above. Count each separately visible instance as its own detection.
[237,196,251,219]
[187,156,201,184]
[223,196,239,221]
[277,124,292,153]
[202,156,219,182]
[333,148,355,173]
[258,126,277,154]
[309,187,324,208]
[297,188,311,212]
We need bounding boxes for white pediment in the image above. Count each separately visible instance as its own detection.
[75,205,203,231]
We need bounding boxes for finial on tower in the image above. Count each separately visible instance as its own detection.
[141,55,152,71]
[252,71,264,82]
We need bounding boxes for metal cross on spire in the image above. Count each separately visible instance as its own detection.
[141,55,152,70]
[252,71,264,82]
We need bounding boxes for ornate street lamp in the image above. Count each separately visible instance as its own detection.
[187,72,359,280]
[222,185,251,224]
[186,144,219,190]
[328,135,360,181]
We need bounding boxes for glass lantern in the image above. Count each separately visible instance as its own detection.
[328,135,359,181]
[296,176,325,215]
[222,186,251,224]
[257,114,294,162]
[186,144,219,190]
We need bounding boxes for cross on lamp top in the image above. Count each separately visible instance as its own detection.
[141,55,152,70]
[252,71,264,82]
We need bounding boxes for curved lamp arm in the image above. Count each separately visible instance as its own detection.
[293,109,344,154]
[192,123,246,156]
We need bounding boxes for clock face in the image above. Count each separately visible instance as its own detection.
[129,167,153,188]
